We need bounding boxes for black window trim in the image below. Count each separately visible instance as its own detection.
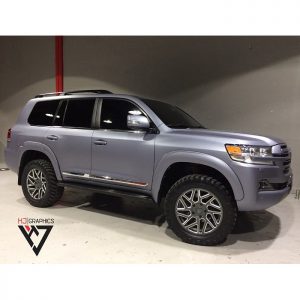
[52,99,67,126]
[96,97,159,134]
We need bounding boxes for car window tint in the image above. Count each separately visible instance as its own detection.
[100,99,144,130]
[142,98,204,129]
[63,98,95,128]
[28,100,60,126]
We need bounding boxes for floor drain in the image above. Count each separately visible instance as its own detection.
[294,189,300,200]
[0,168,9,171]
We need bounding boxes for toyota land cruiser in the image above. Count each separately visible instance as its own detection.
[4,90,293,245]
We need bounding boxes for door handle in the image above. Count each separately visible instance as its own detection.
[94,139,107,145]
[46,135,59,141]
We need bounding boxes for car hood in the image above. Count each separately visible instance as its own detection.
[169,128,285,146]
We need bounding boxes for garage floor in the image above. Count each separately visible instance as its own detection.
[0,166,299,263]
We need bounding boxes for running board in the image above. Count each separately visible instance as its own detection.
[58,182,152,200]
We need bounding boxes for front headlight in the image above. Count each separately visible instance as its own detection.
[225,144,273,165]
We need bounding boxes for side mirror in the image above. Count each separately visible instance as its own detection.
[127,114,150,130]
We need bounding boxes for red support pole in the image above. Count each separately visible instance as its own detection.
[55,36,64,92]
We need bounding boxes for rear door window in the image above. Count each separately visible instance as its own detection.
[63,98,96,128]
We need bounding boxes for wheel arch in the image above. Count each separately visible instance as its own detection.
[151,151,244,203]
[18,142,62,185]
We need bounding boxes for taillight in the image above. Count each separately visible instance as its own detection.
[7,128,11,142]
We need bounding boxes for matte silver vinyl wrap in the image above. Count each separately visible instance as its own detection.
[5,94,292,211]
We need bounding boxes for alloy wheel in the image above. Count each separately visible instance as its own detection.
[26,168,47,200]
[175,188,223,235]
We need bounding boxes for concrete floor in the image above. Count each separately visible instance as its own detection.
[0,167,299,263]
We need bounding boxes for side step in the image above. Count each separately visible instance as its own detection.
[58,182,152,200]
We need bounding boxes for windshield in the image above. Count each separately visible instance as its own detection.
[142,99,205,129]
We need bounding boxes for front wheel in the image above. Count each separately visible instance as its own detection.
[165,174,237,246]
[21,159,64,207]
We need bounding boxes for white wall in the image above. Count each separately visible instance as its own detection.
[0,37,55,161]
[170,56,300,188]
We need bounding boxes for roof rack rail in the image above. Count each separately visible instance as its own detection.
[64,89,112,95]
[34,89,113,98]
[34,92,65,98]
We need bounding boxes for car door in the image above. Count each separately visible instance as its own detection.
[44,98,96,178]
[91,98,156,190]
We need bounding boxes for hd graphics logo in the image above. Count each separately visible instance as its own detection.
[18,217,54,256]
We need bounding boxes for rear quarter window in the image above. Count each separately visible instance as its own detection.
[28,100,60,126]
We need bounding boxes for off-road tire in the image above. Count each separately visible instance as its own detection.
[21,159,64,207]
[165,174,237,246]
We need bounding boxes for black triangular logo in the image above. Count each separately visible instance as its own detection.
[18,225,53,256]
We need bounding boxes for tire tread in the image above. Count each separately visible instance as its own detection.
[165,174,237,246]
[21,159,64,207]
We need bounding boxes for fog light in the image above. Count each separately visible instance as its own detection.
[259,179,273,191]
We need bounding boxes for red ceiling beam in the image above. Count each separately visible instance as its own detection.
[55,36,64,92]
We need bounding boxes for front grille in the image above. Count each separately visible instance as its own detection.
[273,144,289,157]
[283,166,290,174]
[281,144,291,173]
[283,157,291,173]
[272,144,291,174]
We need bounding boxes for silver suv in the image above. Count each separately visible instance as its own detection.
[4,90,293,245]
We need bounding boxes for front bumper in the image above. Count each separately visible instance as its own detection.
[231,161,293,211]
[237,179,292,211]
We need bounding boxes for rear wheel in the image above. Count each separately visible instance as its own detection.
[21,159,64,207]
[165,174,237,246]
